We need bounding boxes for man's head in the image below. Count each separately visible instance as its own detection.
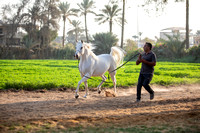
[143,42,152,53]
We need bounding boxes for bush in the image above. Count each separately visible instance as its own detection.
[0,45,75,59]
[124,48,143,61]
[188,45,200,60]
[0,46,31,59]
[92,32,118,55]
[152,43,168,58]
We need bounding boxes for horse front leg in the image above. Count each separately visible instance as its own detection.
[75,74,90,99]
[97,75,107,94]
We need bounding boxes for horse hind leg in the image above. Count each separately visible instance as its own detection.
[83,81,89,98]
[110,73,117,93]
[97,75,107,94]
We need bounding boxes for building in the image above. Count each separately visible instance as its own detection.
[160,27,194,47]
[193,36,200,46]
[193,30,200,46]
[0,20,26,47]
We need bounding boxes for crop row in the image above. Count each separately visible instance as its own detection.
[0,60,200,90]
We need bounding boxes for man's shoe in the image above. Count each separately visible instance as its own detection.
[150,93,154,100]
[136,99,140,102]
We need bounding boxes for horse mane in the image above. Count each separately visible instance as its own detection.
[83,43,98,60]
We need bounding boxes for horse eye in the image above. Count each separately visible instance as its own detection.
[81,47,83,50]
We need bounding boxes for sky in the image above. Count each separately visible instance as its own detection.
[1,0,200,42]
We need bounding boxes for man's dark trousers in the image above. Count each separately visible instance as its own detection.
[137,73,154,100]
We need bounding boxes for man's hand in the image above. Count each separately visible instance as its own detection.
[136,54,142,65]
[136,54,156,66]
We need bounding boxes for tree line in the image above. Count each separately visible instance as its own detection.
[0,0,191,59]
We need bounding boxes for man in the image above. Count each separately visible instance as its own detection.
[136,42,157,102]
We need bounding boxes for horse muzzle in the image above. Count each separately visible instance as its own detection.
[74,54,79,59]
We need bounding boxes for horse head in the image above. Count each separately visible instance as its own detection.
[74,41,84,59]
[74,41,91,59]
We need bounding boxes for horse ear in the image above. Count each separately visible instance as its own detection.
[81,40,83,43]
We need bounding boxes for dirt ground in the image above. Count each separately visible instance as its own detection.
[0,84,200,132]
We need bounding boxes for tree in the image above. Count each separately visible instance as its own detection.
[25,1,41,44]
[143,0,188,49]
[124,39,137,52]
[92,32,118,55]
[108,0,125,48]
[39,0,60,46]
[120,0,125,48]
[59,2,78,47]
[132,35,138,42]
[164,34,185,58]
[67,20,84,42]
[96,2,122,34]
[185,0,189,49]
[77,0,96,43]
[28,0,41,29]
[1,0,30,45]
[142,37,155,45]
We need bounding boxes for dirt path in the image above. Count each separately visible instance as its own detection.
[0,84,200,131]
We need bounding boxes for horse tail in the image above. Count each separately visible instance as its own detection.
[110,46,126,66]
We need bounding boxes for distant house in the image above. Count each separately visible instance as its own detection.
[160,27,194,47]
[193,30,200,46]
[193,36,200,46]
[0,20,26,47]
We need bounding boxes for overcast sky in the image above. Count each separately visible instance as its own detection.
[1,0,200,41]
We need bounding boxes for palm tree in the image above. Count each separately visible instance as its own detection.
[120,0,125,48]
[67,20,84,42]
[96,3,122,34]
[39,0,60,47]
[77,0,95,43]
[59,2,78,47]
[26,3,41,41]
[164,34,185,58]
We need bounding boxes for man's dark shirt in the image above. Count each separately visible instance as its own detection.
[140,51,157,74]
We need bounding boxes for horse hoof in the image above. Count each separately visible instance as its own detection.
[75,95,79,99]
[98,90,101,94]
[83,95,87,98]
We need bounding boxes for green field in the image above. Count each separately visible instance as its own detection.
[0,60,200,90]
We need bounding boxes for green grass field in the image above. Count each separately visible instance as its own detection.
[0,60,200,90]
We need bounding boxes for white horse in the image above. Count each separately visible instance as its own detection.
[74,41,125,98]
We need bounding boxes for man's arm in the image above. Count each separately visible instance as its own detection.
[140,59,156,66]
[137,53,156,66]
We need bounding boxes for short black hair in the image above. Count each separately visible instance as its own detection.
[146,42,152,50]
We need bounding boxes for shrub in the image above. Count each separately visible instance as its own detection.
[124,48,143,61]
[0,45,75,59]
[188,45,200,60]
[152,43,168,58]
[92,32,118,55]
